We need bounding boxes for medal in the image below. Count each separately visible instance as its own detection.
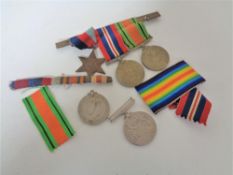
[109,98,156,146]
[116,60,145,87]
[124,111,156,146]
[76,50,105,76]
[141,45,169,71]
[78,90,110,125]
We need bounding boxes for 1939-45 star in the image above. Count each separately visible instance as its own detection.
[76,50,105,76]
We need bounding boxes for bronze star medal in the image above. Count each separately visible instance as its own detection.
[76,50,105,76]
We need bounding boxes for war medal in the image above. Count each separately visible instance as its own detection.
[78,90,110,125]
[109,98,156,146]
[141,45,169,71]
[116,60,145,87]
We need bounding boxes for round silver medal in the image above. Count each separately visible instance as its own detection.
[123,111,156,146]
[78,90,110,125]
[116,60,144,87]
[141,45,169,71]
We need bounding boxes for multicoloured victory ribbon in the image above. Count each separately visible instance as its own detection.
[10,75,112,90]
[23,86,75,151]
[168,88,212,125]
[68,18,151,62]
[135,61,205,113]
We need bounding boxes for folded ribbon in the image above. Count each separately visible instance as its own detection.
[69,27,96,49]
[69,18,151,62]
[135,61,205,113]
[169,88,212,125]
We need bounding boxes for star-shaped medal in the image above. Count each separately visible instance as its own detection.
[76,50,105,76]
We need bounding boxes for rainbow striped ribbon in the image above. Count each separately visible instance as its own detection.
[23,86,75,151]
[135,61,205,113]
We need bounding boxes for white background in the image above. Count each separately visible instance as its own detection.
[1,1,232,175]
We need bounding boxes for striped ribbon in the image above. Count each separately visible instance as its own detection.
[135,61,205,113]
[69,18,151,62]
[96,23,129,61]
[115,18,150,49]
[10,75,112,90]
[23,86,75,151]
[168,88,212,125]
[96,18,151,61]
[69,27,96,49]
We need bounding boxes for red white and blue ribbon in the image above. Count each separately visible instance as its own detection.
[169,88,212,125]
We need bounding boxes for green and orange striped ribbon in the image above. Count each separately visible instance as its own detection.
[23,86,75,151]
[115,18,150,49]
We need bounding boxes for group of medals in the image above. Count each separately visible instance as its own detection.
[10,11,211,151]
[77,45,169,146]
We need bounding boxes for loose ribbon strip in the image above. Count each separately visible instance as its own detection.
[10,75,112,90]
[135,60,205,113]
[168,88,212,125]
[23,86,75,151]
